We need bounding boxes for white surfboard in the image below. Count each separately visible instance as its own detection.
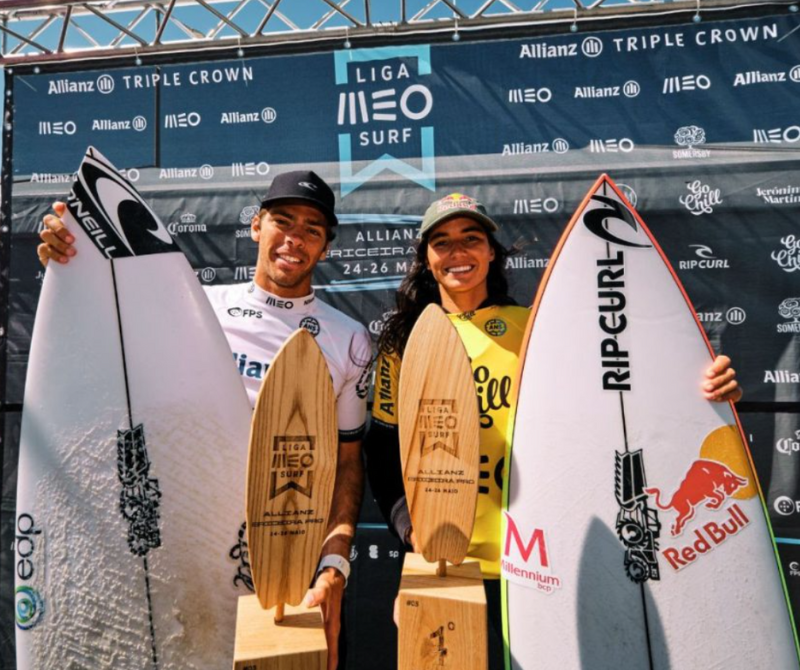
[14,147,253,669]
[502,174,800,669]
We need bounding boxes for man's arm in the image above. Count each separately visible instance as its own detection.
[303,438,363,670]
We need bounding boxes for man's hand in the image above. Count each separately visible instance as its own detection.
[303,566,346,670]
[704,355,742,403]
[37,201,76,267]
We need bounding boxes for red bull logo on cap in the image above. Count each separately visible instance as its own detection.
[437,193,478,213]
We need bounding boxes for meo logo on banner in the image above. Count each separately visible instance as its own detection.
[334,46,435,196]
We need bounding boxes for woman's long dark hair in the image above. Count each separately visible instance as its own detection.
[377,229,516,358]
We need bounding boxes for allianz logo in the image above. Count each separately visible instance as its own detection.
[91,116,147,132]
[734,66,800,86]
[47,74,114,95]
[678,244,729,270]
[221,107,277,125]
[662,74,711,94]
[38,121,76,136]
[574,81,640,99]
[696,307,746,325]
[777,431,800,455]
[159,165,214,180]
[164,112,201,129]
[589,138,634,153]
[232,161,270,178]
[502,138,569,156]
[167,213,207,235]
[752,125,800,144]
[518,36,603,59]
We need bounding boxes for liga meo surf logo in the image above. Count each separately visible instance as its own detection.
[417,399,460,458]
[269,435,316,500]
[334,45,435,197]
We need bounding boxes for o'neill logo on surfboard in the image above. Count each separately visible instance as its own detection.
[644,425,757,572]
[67,147,176,259]
[501,512,562,595]
[269,435,316,499]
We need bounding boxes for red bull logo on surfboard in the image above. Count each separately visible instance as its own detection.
[645,459,748,536]
[644,424,757,572]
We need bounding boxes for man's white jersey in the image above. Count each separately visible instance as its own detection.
[205,281,372,441]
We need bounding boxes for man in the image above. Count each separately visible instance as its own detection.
[38,170,371,670]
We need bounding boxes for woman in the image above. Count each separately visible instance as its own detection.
[363,192,741,669]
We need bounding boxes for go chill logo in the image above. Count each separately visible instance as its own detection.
[334,46,435,197]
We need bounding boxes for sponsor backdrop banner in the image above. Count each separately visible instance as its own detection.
[3,11,800,667]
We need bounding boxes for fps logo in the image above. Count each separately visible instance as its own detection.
[334,46,435,197]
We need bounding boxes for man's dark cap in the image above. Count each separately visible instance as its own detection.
[260,170,338,226]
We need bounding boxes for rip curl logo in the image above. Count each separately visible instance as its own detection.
[334,46,435,197]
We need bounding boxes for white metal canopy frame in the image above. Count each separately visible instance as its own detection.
[0,0,793,66]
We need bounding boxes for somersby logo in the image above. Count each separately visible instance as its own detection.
[334,46,435,197]
[673,125,711,159]
[777,298,800,334]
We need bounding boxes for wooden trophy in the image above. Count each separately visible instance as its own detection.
[396,305,487,670]
[233,329,338,670]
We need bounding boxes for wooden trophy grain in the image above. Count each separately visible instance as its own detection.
[396,305,487,670]
[233,329,337,670]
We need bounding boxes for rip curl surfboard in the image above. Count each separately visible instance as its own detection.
[502,174,800,669]
[15,147,253,669]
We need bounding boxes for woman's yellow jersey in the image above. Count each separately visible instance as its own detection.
[372,304,530,577]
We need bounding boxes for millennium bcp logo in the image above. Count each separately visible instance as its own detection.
[334,46,435,197]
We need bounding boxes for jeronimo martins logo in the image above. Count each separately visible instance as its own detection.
[334,46,435,197]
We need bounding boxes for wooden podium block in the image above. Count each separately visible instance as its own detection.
[233,595,327,670]
[397,553,487,670]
